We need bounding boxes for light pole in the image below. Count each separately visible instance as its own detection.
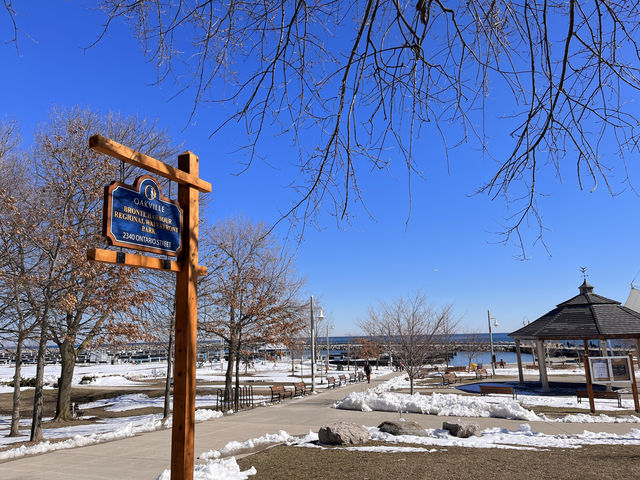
[326,324,332,377]
[487,310,499,376]
[309,296,324,394]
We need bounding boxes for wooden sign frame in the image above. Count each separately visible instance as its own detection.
[88,134,211,480]
[583,352,640,414]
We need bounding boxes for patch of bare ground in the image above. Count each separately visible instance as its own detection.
[237,443,640,480]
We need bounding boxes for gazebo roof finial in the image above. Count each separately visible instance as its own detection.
[578,267,594,294]
[580,266,588,281]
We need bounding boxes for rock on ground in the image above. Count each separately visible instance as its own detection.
[442,421,480,438]
[378,420,427,437]
[318,422,369,445]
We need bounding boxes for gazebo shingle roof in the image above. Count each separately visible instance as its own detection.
[509,281,640,340]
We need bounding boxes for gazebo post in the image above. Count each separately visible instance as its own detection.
[515,339,524,385]
[636,339,640,368]
[536,339,549,392]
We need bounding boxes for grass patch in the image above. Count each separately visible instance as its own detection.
[237,443,640,479]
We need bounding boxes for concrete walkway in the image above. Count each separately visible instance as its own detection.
[2,373,639,479]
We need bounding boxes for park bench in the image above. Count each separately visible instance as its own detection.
[327,376,337,388]
[269,384,292,403]
[475,368,492,380]
[349,373,357,383]
[293,381,307,397]
[338,374,347,386]
[442,373,461,385]
[577,389,622,408]
[479,385,517,399]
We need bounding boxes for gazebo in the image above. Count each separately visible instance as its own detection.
[509,280,640,391]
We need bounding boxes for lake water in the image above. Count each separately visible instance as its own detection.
[449,350,533,367]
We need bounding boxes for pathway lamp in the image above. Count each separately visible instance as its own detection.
[488,310,499,376]
[326,324,333,378]
[310,296,324,393]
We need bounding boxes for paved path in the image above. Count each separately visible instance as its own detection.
[2,373,639,479]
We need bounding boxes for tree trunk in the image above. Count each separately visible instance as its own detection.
[54,338,76,421]
[291,348,294,374]
[409,375,414,395]
[224,333,236,400]
[163,326,174,419]
[30,321,48,442]
[234,343,241,390]
[9,334,24,437]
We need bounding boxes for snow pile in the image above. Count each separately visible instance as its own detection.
[335,391,540,421]
[548,413,640,423]
[91,376,142,387]
[79,393,220,412]
[0,408,222,459]
[200,430,317,460]
[157,457,256,480]
[0,415,164,460]
[368,424,640,450]
[195,409,224,422]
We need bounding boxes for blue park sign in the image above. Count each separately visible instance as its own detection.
[103,175,183,256]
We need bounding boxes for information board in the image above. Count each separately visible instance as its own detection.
[588,356,632,384]
[103,175,183,256]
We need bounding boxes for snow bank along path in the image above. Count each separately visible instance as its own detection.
[333,375,640,423]
[157,423,640,480]
[0,409,222,461]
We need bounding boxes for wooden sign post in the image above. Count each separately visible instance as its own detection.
[583,352,596,413]
[88,135,211,480]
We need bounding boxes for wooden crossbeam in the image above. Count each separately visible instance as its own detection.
[87,248,207,276]
[89,135,212,193]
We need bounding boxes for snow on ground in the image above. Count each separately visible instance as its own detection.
[493,365,585,377]
[175,423,640,480]
[335,390,540,421]
[199,430,318,460]
[159,430,320,480]
[0,408,223,458]
[335,376,640,423]
[0,359,391,391]
[458,381,636,411]
[0,363,166,388]
[157,458,256,480]
[367,424,640,450]
[79,392,269,412]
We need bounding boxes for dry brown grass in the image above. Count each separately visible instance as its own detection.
[237,443,640,480]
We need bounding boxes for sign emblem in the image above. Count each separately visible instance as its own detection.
[145,184,157,201]
[103,175,183,256]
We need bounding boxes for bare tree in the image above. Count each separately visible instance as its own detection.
[360,305,399,369]
[354,337,384,370]
[368,292,455,394]
[84,1,640,254]
[199,217,306,396]
[459,331,484,372]
[0,120,40,437]
[30,107,176,424]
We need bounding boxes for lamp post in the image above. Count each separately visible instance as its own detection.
[487,310,499,376]
[310,296,324,394]
[326,324,332,378]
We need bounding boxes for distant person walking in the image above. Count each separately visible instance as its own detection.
[364,361,372,383]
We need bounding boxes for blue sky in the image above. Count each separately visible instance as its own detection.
[2,2,640,335]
